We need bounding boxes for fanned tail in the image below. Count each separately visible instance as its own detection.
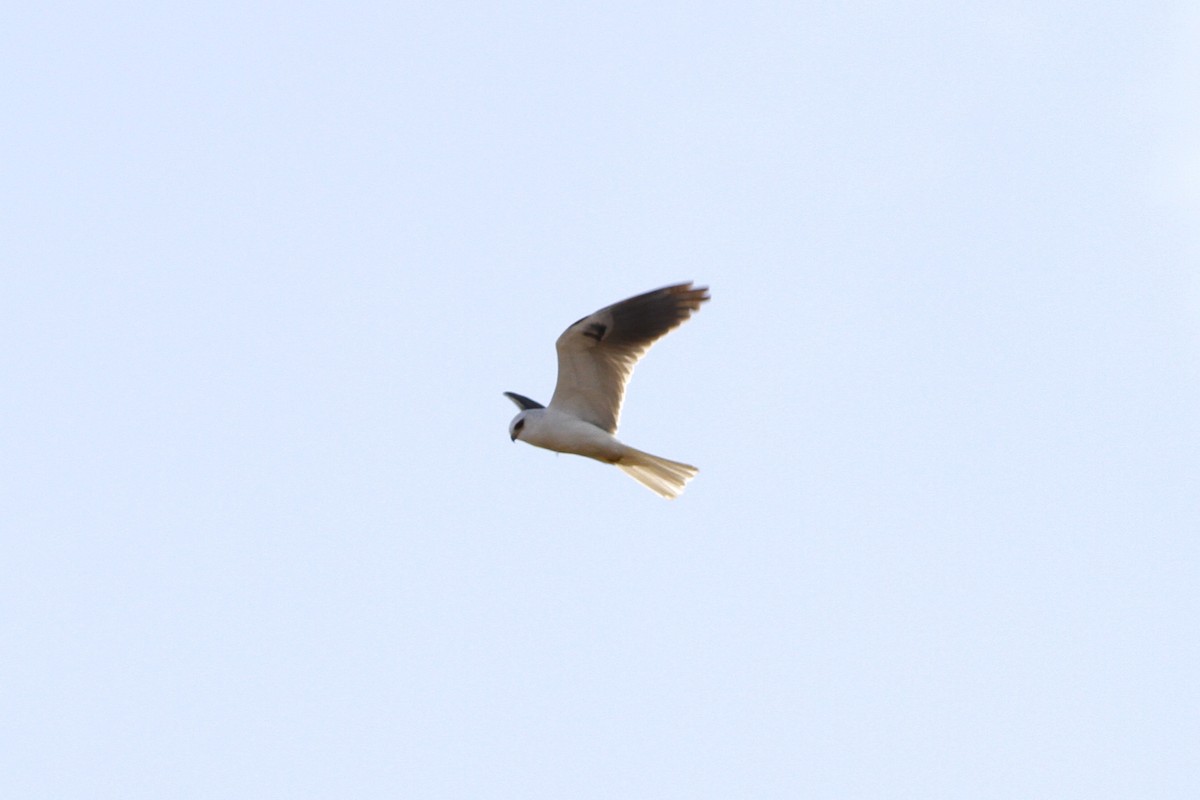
[615,448,698,499]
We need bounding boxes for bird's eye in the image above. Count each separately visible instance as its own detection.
[514,420,525,432]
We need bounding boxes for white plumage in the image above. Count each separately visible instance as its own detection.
[504,282,710,499]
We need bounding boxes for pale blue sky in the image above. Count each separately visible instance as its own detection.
[4,2,1199,797]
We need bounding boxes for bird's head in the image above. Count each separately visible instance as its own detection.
[508,412,528,442]
[503,391,545,442]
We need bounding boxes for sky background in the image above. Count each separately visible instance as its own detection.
[4,2,1199,797]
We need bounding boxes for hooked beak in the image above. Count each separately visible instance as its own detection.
[510,432,517,442]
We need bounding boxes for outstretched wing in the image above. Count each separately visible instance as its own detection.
[547,281,709,433]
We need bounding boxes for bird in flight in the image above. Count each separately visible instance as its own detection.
[504,281,710,499]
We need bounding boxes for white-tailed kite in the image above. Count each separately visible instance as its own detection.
[504,281,710,499]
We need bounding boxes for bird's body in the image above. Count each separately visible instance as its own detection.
[510,407,624,463]
[505,281,709,499]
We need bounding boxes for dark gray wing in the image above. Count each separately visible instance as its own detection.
[503,391,545,410]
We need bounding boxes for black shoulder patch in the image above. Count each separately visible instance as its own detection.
[582,322,607,342]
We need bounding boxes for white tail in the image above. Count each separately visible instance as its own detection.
[615,448,699,499]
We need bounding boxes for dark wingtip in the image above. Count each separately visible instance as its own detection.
[669,280,710,306]
[503,391,545,410]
